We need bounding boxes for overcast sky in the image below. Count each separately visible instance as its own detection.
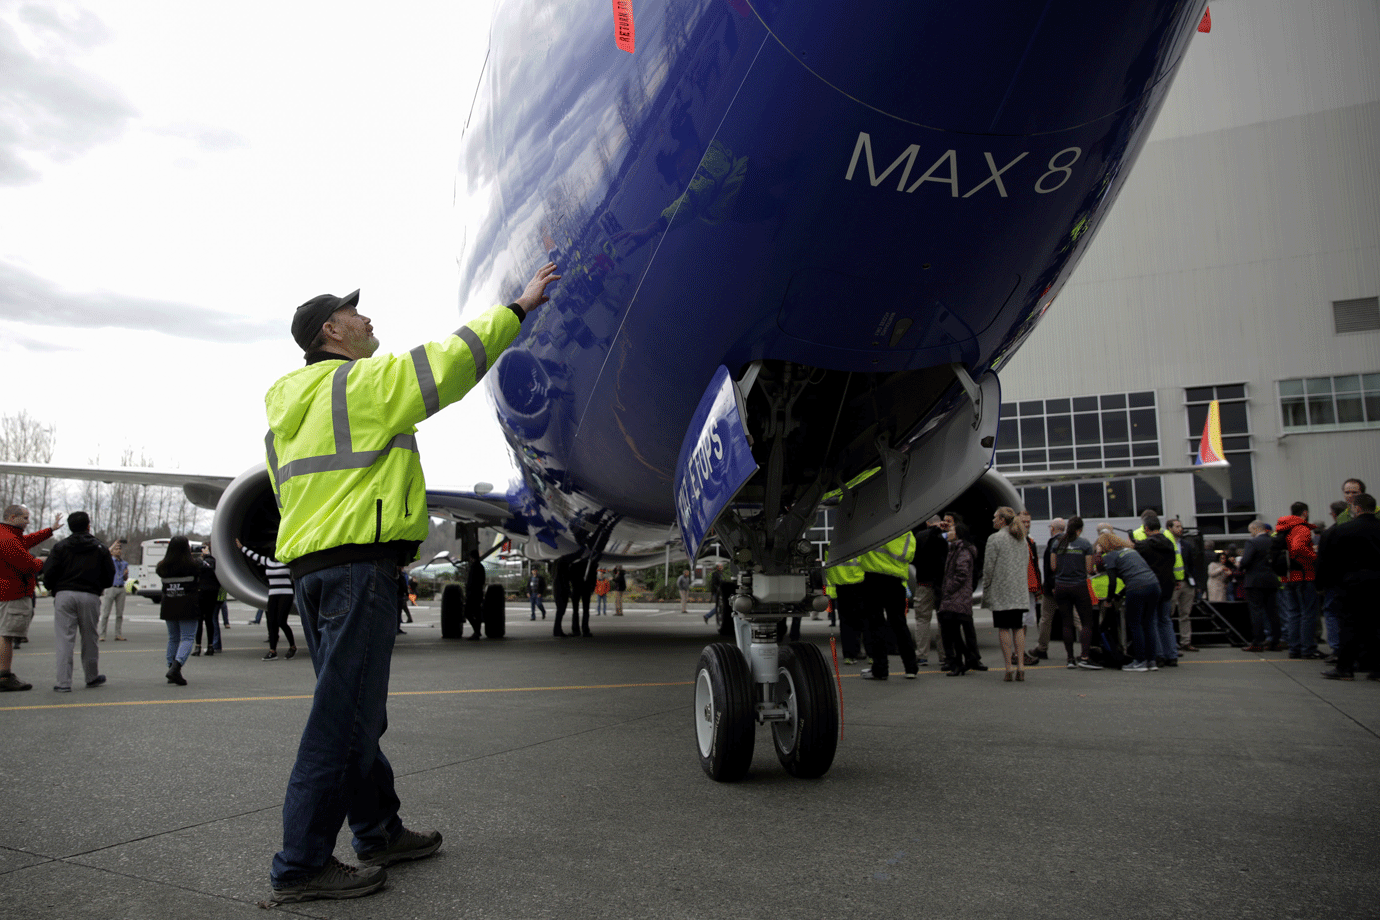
[0,0,513,490]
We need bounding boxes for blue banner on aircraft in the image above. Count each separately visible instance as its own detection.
[674,366,758,557]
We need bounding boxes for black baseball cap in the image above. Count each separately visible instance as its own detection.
[291,290,360,352]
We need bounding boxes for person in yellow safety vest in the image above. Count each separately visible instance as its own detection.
[857,531,920,681]
[1165,519,1198,651]
[262,262,560,906]
[824,549,867,664]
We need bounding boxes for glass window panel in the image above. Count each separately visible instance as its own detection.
[1186,404,1208,436]
[1334,375,1361,393]
[998,417,1018,448]
[1220,402,1249,433]
[1078,482,1106,518]
[1046,398,1070,414]
[1049,460,1076,470]
[1021,450,1047,467]
[1018,400,1042,416]
[1099,393,1126,409]
[1105,479,1134,517]
[1194,474,1224,513]
[1000,402,1019,418]
[1222,436,1251,451]
[1366,393,1380,422]
[1219,384,1245,400]
[1197,515,1226,536]
[1049,448,1074,463]
[1128,391,1155,408]
[1278,379,1304,398]
[995,450,1019,468]
[1307,395,1336,426]
[1280,397,1308,428]
[1225,515,1256,535]
[1336,394,1364,424]
[1047,414,1073,447]
[1076,446,1102,463]
[1129,408,1157,441]
[1022,487,1049,520]
[1304,376,1333,395]
[1104,443,1130,461]
[1226,458,1256,513]
[1050,484,1077,517]
[1364,373,1380,391]
[1072,396,1099,412]
[1185,387,1215,403]
[1132,457,1160,467]
[1074,413,1101,444]
[1019,416,1046,447]
[1134,477,1162,516]
[1101,410,1129,442]
[1132,440,1158,457]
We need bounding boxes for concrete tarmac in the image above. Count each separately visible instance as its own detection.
[2,595,1376,920]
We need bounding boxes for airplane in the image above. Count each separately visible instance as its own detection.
[2,0,1214,782]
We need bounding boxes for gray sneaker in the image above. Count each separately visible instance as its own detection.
[358,827,443,867]
[270,857,386,903]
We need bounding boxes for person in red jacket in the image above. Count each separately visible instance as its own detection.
[0,504,62,691]
[1276,502,1322,659]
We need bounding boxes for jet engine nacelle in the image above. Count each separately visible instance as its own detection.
[209,465,281,610]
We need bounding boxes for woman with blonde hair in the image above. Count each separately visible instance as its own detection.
[1094,531,1161,671]
[981,506,1032,681]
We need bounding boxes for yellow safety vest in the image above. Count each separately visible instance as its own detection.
[824,548,865,587]
[1167,531,1185,581]
[266,303,521,563]
[858,532,915,578]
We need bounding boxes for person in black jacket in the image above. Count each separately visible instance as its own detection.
[1239,521,1281,652]
[1134,515,1179,668]
[1317,493,1380,680]
[158,536,205,686]
[41,511,114,692]
[193,542,222,656]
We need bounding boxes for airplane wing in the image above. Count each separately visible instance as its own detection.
[0,461,234,510]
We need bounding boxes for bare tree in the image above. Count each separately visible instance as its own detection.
[0,411,57,524]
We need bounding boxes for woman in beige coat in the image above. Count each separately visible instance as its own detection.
[981,506,1033,681]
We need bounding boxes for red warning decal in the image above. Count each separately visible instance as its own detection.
[1198,6,1211,32]
[613,0,635,53]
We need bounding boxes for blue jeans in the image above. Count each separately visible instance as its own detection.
[271,561,403,887]
[1278,580,1319,655]
[530,592,546,619]
[1152,596,1179,661]
[1322,587,1343,651]
[165,619,197,665]
[1122,583,1160,663]
[596,594,607,615]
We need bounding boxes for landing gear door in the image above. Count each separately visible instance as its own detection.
[674,366,758,558]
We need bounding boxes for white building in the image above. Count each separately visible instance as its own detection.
[997,0,1380,539]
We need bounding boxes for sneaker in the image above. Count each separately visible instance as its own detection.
[1023,652,1040,667]
[860,670,886,681]
[270,857,387,903]
[1122,660,1149,672]
[1066,658,1077,670]
[53,686,71,693]
[904,671,917,680]
[1161,658,1178,668]
[263,651,278,660]
[1148,659,1159,671]
[358,828,443,867]
[285,647,298,660]
[1321,668,1355,681]
[0,672,32,691]
[1180,644,1199,652]
[85,675,107,687]
[1076,658,1103,670]
[916,658,928,667]
[1035,648,1049,660]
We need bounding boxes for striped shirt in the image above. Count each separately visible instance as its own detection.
[240,545,293,597]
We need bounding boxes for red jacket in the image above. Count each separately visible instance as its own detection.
[1274,515,1317,583]
[0,523,53,601]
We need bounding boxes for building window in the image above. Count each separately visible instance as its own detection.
[1185,384,1257,535]
[1278,373,1380,433]
[997,390,1163,521]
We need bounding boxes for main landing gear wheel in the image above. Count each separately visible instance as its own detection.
[440,584,465,639]
[695,643,755,782]
[771,642,839,778]
[483,584,506,637]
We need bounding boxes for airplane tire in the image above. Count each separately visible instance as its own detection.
[694,642,756,782]
[483,584,506,638]
[771,642,839,779]
[440,584,465,639]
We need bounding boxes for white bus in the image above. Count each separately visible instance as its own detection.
[136,537,203,602]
